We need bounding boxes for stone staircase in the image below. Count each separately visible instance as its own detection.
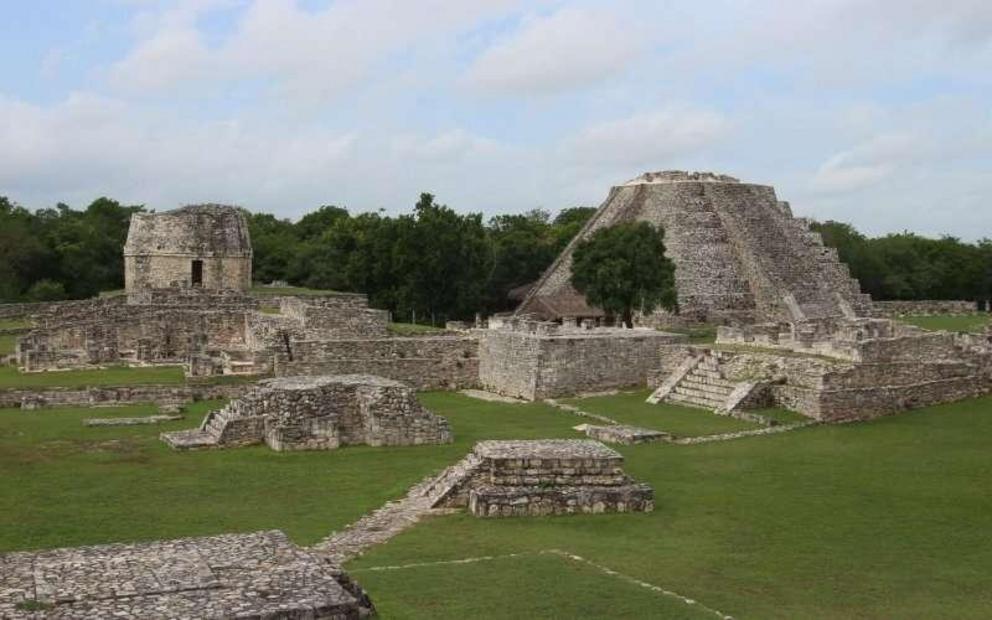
[419,452,483,508]
[313,453,482,565]
[159,400,242,449]
[665,355,737,410]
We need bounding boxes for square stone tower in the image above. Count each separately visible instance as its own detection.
[124,204,252,291]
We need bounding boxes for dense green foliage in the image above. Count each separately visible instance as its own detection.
[571,221,677,326]
[0,196,142,301]
[3,392,992,617]
[4,191,991,319]
[813,221,992,302]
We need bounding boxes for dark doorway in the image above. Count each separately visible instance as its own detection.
[191,260,203,287]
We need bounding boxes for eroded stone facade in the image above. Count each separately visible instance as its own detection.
[124,204,252,291]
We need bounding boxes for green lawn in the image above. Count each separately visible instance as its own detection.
[561,389,759,436]
[0,318,32,330]
[0,365,187,389]
[355,552,718,619]
[3,392,992,617]
[250,285,343,296]
[0,334,16,356]
[387,322,448,336]
[899,313,990,333]
[665,324,718,344]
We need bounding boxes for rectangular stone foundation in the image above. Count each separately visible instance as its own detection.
[441,440,656,518]
[468,483,654,517]
[0,530,366,619]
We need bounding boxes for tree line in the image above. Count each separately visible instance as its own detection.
[1,194,990,320]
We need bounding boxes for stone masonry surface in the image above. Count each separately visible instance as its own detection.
[161,374,452,451]
[124,204,252,291]
[0,530,368,619]
[478,319,686,400]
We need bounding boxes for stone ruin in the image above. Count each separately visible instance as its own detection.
[517,170,872,326]
[161,374,452,451]
[650,314,992,422]
[0,530,373,619]
[478,317,686,400]
[124,204,252,291]
[422,439,653,518]
[10,175,992,422]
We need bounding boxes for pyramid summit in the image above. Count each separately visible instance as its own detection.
[516,171,872,325]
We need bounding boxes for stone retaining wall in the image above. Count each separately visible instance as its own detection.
[872,300,980,317]
[478,323,686,400]
[0,383,249,409]
[276,337,479,390]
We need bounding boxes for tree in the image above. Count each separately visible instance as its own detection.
[570,222,676,327]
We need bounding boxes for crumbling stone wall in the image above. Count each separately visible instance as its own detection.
[275,337,479,390]
[164,374,452,451]
[478,321,687,400]
[872,300,979,317]
[0,383,248,409]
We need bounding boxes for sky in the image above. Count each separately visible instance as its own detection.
[0,0,990,238]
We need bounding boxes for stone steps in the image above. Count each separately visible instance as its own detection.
[159,428,220,450]
[670,385,728,408]
[666,391,725,410]
[421,453,483,507]
[677,377,734,397]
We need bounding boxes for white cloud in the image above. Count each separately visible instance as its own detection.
[0,92,355,210]
[565,107,729,167]
[109,0,523,99]
[464,7,644,95]
[811,134,918,193]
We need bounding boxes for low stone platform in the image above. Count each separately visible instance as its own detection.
[83,414,183,427]
[425,439,654,518]
[576,423,671,445]
[161,374,451,451]
[468,482,654,517]
[0,530,371,619]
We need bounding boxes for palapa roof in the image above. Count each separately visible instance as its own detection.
[124,204,252,258]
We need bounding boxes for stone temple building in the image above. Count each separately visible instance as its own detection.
[516,171,873,326]
[124,204,252,291]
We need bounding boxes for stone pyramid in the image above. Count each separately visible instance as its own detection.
[516,171,872,325]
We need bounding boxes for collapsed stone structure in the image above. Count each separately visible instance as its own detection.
[422,439,653,517]
[517,171,872,326]
[0,530,373,619]
[124,204,252,291]
[650,317,992,421]
[161,374,452,450]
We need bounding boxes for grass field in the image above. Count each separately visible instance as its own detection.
[0,318,33,330]
[559,389,813,435]
[2,392,991,617]
[0,334,16,355]
[899,313,990,333]
[250,285,342,296]
[0,365,189,389]
[387,322,448,336]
